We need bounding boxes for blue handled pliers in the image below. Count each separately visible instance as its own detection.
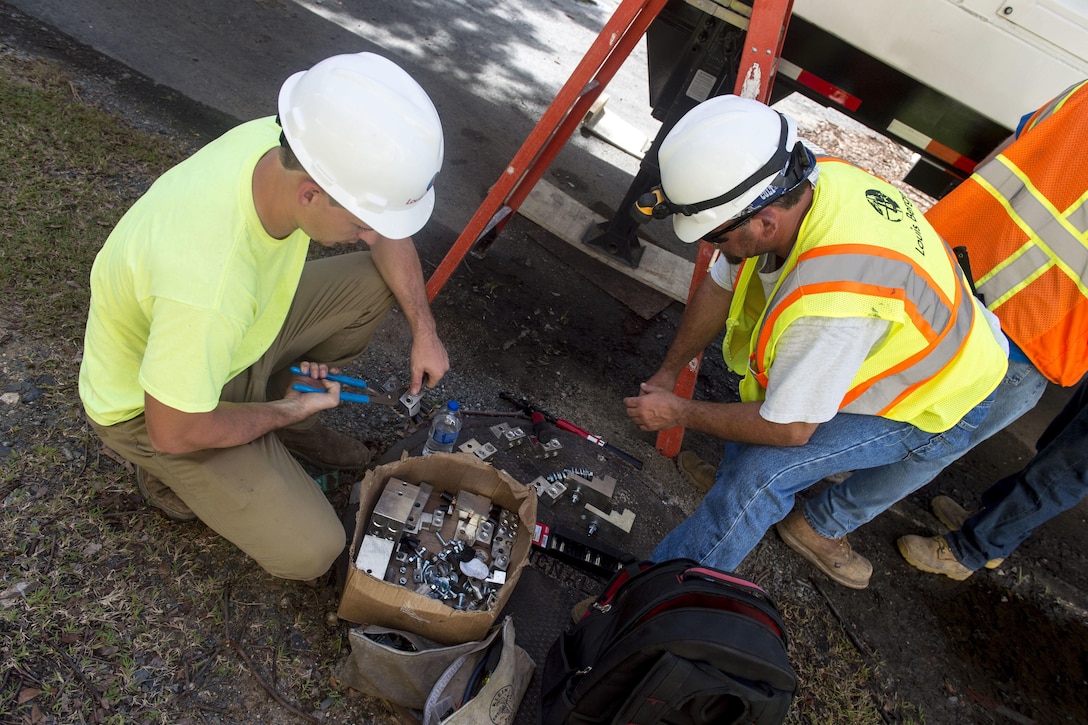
[289,366,422,417]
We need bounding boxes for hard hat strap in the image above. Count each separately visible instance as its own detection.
[667,113,791,217]
[727,142,817,220]
[631,111,814,227]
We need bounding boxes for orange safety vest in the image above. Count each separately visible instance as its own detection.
[926,80,1088,386]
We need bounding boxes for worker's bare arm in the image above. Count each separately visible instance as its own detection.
[143,369,340,454]
[646,275,734,390]
[368,235,449,394]
[625,384,817,446]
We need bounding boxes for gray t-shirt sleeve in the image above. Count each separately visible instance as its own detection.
[760,316,891,425]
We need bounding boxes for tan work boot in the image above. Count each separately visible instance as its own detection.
[136,467,196,522]
[897,535,974,580]
[276,423,372,470]
[676,450,716,493]
[930,496,1003,569]
[776,510,873,589]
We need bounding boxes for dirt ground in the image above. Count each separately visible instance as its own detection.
[2,3,1087,724]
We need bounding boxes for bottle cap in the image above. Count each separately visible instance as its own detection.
[448,400,460,411]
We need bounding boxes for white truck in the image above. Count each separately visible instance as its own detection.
[583,0,1088,266]
[776,0,1088,197]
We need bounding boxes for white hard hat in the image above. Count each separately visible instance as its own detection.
[278,52,444,239]
[658,95,809,243]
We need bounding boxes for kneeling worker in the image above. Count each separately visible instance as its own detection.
[79,53,449,580]
[624,95,1008,588]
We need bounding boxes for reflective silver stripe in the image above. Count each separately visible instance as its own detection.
[760,250,973,413]
[1023,80,1087,130]
[844,291,975,414]
[766,253,951,339]
[1070,200,1088,237]
[972,159,1088,300]
[976,244,1051,305]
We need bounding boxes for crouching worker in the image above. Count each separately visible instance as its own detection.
[624,96,1008,588]
[78,53,449,580]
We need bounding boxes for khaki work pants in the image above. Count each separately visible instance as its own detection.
[92,252,394,580]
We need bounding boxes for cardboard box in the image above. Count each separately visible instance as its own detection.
[338,452,537,645]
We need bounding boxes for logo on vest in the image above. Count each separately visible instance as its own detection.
[865,190,902,222]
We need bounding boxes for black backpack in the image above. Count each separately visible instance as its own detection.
[539,559,796,725]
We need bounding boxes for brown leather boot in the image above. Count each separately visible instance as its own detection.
[136,466,196,522]
[776,509,872,589]
[897,535,974,581]
[676,450,716,493]
[930,496,1003,569]
[276,423,373,470]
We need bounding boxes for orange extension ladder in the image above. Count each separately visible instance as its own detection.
[425,0,796,458]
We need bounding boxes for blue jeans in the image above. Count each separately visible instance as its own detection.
[948,377,1088,569]
[652,394,994,571]
[804,359,1047,538]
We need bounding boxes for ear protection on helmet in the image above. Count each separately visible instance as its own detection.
[631,187,673,224]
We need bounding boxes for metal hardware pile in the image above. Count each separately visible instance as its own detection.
[354,477,519,611]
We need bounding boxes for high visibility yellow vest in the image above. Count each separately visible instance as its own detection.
[723,160,1007,433]
[926,80,1088,386]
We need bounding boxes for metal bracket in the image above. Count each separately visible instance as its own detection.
[536,437,563,459]
[531,476,568,505]
[585,503,637,534]
[490,422,527,449]
[458,437,497,461]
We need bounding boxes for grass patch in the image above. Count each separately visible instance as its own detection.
[777,585,926,724]
[0,51,185,343]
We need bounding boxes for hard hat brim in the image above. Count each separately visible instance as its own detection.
[352,187,436,240]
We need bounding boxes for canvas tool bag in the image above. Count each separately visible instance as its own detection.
[539,559,796,725]
[337,616,534,724]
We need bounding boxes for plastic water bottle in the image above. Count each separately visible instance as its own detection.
[422,400,462,456]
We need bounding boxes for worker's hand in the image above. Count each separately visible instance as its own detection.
[643,368,679,393]
[285,361,342,412]
[408,335,449,395]
[624,382,683,432]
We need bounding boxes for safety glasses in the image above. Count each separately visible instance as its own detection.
[702,208,759,244]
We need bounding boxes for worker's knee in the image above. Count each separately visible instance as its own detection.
[261,526,346,581]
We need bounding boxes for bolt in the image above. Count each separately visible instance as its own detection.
[587,521,599,536]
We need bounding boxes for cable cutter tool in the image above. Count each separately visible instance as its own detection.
[289,365,422,417]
